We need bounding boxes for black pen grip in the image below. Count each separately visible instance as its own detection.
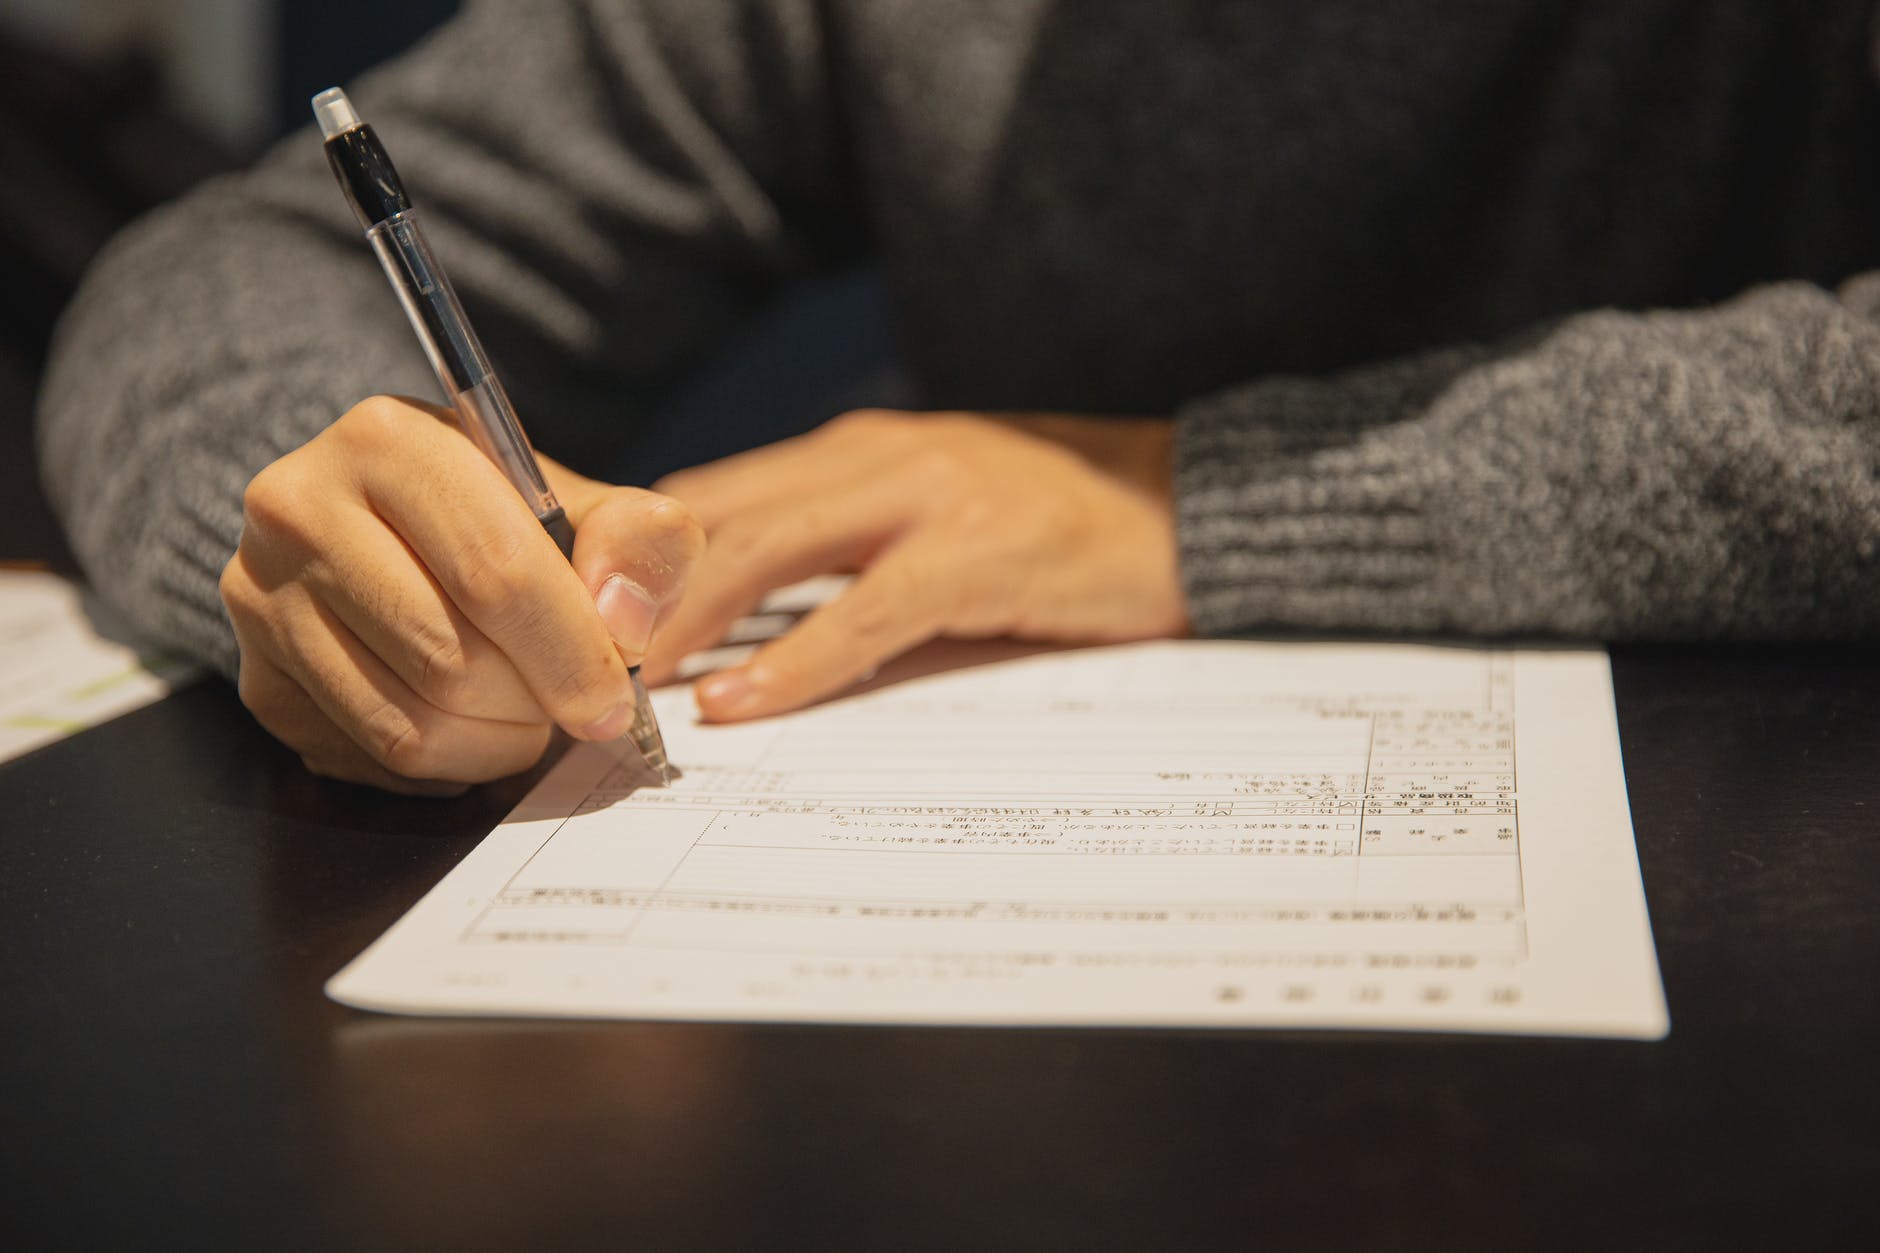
[540,506,576,561]
[323,124,409,230]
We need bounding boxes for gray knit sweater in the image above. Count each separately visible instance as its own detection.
[38,0,1880,678]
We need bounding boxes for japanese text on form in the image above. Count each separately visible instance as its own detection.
[330,642,1667,1038]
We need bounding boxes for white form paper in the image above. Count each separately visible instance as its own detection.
[0,571,199,764]
[329,641,1668,1039]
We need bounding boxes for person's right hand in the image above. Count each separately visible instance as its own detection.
[220,395,702,794]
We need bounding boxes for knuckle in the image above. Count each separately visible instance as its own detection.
[451,528,540,623]
[240,458,310,536]
[364,702,434,778]
[339,394,411,447]
[413,629,474,710]
[220,558,296,650]
[218,555,257,618]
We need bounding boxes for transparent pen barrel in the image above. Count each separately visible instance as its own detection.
[366,211,557,517]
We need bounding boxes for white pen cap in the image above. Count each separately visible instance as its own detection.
[311,87,361,140]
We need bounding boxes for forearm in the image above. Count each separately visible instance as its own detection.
[38,195,428,676]
[1175,279,1880,640]
[37,0,848,674]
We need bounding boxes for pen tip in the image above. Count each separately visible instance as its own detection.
[642,746,674,788]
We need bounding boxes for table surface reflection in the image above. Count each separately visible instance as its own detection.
[3,645,1877,1251]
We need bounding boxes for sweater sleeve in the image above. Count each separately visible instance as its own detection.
[37,0,850,677]
[1174,277,1880,641]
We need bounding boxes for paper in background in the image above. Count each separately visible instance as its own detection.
[0,569,199,764]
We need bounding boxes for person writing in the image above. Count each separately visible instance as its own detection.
[38,1,1880,794]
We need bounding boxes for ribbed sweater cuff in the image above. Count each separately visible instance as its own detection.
[81,369,368,684]
[1171,349,1502,637]
[145,450,249,680]
[1176,412,1438,635]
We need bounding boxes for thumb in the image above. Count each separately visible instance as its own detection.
[549,465,704,666]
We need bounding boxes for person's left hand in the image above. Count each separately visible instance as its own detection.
[640,409,1188,720]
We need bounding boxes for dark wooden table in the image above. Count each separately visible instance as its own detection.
[4,647,1877,1252]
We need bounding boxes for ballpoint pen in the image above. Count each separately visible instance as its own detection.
[311,86,673,784]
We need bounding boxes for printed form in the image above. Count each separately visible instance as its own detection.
[329,641,1668,1038]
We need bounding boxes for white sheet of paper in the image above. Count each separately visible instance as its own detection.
[329,641,1668,1039]
[0,571,199,764]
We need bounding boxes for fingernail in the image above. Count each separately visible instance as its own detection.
[580,696,637,741]
[698,667,760,718]
[595,574,660,658]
